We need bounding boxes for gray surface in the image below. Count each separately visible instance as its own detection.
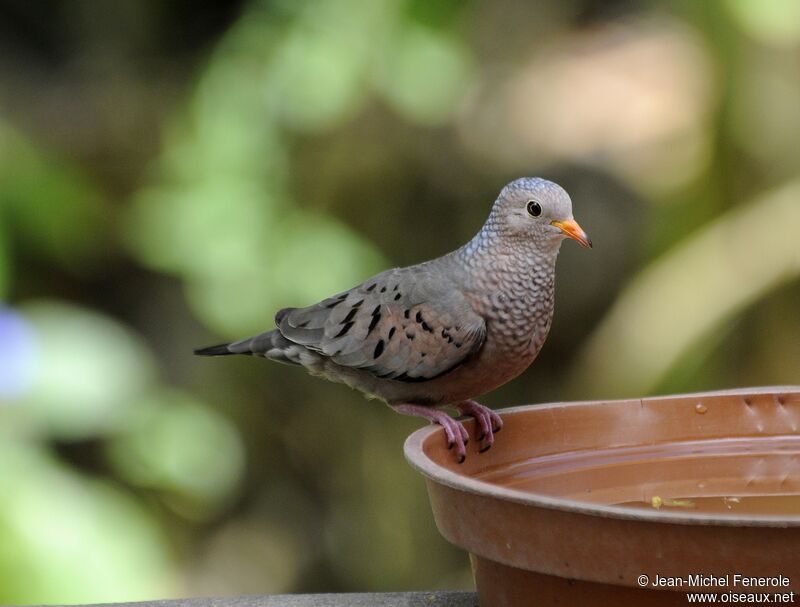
[24,592,479,607]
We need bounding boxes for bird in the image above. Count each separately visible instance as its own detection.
[195,178,591,462]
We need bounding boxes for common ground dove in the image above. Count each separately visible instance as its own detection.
[195,178,591,461]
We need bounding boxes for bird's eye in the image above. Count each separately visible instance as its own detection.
[526,200,542,217]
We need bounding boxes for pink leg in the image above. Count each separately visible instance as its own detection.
[392,403,469,463]
[455,400,503,453]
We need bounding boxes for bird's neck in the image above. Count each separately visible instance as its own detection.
[454,228,559,359]
[449,231,559,322]
[457,228,561,276]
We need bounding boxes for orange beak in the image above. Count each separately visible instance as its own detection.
[551,219,592,248]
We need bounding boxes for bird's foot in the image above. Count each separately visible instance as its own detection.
[455,400,503,453]
[392,403,469,463]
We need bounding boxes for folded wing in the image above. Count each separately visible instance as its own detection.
[276,268,485,382]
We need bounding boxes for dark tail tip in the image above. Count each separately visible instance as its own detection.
[194,343,233,356]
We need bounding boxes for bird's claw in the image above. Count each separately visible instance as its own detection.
[457,400,504,455]
[390,403,477,464]
[431,408,468,462]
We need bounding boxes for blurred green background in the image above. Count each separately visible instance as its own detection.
[1,0,799,602]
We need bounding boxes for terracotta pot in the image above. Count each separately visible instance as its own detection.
[405,387,800,607]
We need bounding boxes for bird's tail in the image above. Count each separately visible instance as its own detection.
[194,330,296,363]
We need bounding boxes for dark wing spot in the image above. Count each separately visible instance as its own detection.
[335,322,355,338]
[325,294,347,308]
[404,310,411,319]
[394,293,401,301]
[416,311,423,323]
[367,312,382,335]
[371,305,381,316]
[373,340,385,359]
[366,283,377,292]
[353,299,365,308]
[343,307,358,323]
[380,286,387,293]
[406,331,415,340]
[388,327,396,339]
[421,321,433,333]
[393,284,399,291]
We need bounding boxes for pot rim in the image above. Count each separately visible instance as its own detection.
[404,386,800,528]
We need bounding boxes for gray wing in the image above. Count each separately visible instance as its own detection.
[276,267,486,382]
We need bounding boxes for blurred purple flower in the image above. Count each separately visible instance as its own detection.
[0,308,38,401]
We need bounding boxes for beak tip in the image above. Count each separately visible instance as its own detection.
[551,219,591,249]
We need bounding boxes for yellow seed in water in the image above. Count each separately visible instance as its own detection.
[695,403,708,414]
[651,496,663,509]
[664,498,695,508]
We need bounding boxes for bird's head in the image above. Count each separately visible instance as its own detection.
[492,177,592,251]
